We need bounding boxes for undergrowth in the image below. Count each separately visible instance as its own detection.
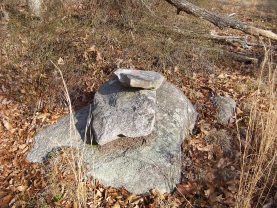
[1,0,228,113]
[236,48,277,207]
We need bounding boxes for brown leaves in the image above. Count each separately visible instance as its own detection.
[84,184,145,207]
[0,194,13,207]
[177,181,198,196]
[83,45,102,63]
[177,117,241,207]
[2,119,11,131]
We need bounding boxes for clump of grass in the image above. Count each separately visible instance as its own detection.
[236,48,277,207]
[31,147,89,207]
[30,63,90,207]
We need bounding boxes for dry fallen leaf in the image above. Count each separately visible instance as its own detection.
[87,45,96,52]
[73,201,78,208]
[2,119,11,130]
[96,52,102,62]
[0,194,12,207]
[204,188,212,198]
[131,197,144,206]
[58,57,65,65]
[18,144,27,150]
[111,202,121,208]
[17,185,28,192]
[94,189,102,199]
[176,181,197,195]
[125,194,136,204]
[37,113,50,120]
[218,73,226,79]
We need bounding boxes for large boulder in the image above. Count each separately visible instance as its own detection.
[92,78,156,145]
[27,81,198,194]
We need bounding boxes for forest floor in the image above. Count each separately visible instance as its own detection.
[0,0,276,207]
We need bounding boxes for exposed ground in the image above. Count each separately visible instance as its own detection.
[0,0,276,207]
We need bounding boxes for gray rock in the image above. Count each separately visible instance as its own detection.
[26,105,92,163]
[28,0,42,17]
[214,96,236,123]
[113,69,164,90]
[92,78,156,145]
[26,81,198,194]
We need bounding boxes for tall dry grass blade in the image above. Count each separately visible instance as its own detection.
[50,60,88,206]
[236,48,277,208]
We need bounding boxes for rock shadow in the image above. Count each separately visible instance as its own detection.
[73,104,96,145]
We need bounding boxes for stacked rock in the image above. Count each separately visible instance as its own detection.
[27,68,198,194]
[113,69,165,90]
[92,69,165,145]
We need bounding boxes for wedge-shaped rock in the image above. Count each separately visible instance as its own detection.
[114,69,164,90]
[92,78,156,145]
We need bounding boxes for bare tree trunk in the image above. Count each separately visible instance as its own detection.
[165,0,277,40]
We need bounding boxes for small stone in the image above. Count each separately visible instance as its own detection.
[28,0,42,17]
[213,96,236,124]
[113,69,164,90]
[92,78,156,145]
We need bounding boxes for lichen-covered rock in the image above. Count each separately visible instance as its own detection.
[26,80,198,194]
[87,82,197,194]
[28,0,42,17]
[113,69,164,90]
[213,96,236,123]
[92,78,156,145]
[26,106,90,163]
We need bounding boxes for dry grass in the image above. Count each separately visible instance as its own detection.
[28,62,90,207]
[236,48,277,207]
[1,0,224,112]
[53,61,88,206]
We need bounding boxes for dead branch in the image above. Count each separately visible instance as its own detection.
[154,23,260,65]
[226,52,259,65]
[210,31,277,49]
[165,0,277,40]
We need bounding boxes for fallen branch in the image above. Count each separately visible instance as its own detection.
[153,23,260,65]
[210,32,277,49]
[226,52,259,65]
[165,0,277,40]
